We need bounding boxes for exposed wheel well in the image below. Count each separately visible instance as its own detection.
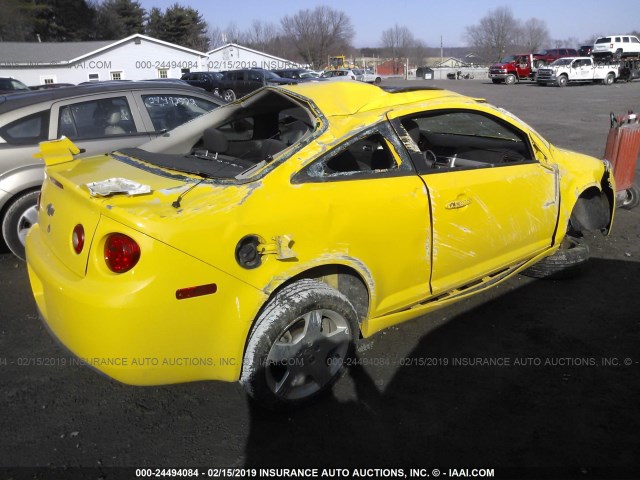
[569,186,612,233]
[267,265,370,327]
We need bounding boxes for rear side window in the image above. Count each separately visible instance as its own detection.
[623,37,629,43]
[142,94,219,131]
[0,110,50,145]
[58,97,137,139]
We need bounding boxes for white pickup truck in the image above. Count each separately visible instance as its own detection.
[536,57,618,86]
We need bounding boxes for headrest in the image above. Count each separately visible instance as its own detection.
[202,128,229,153]
[107,111,121,125]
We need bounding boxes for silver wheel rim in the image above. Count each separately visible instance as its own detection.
[17,204,38,246]
[265,309,351,400]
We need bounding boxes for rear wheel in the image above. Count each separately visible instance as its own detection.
[1,190,40,261]
[222,89,236,102]
[604,72,615,85]
[240,279,358,408]
[522,236,589,279]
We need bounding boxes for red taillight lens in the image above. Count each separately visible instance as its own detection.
[72,224,85,254]
[104,233,140,273]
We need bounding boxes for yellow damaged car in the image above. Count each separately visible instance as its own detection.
[26,82,614,407]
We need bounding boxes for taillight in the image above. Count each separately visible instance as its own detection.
[104,233,140,273]
[72,224,85,254]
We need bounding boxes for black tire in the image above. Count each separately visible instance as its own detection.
[374,77,381,84]
[604,72,615,85]
[620,184,640,210]
[222,89,236,102]
[614,49,623,61]
[536,60,546,69]
[556,75,568,87]
[505,74,516,85]
[522,236,589,279]
[240,279,358,408]
[1,190,39,261]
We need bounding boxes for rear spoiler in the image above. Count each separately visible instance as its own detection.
[34,136,82,167]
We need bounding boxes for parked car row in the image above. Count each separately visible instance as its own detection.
[489,34,640,86]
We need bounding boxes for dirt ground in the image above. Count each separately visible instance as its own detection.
[1,78,639,479]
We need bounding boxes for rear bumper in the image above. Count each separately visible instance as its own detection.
[26,220,267,386]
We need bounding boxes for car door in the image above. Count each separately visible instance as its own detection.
[51,92,152,157]
[390,109,559,295]
[246,70,265,94]
[292,123,432,318]
[577,58,593,81]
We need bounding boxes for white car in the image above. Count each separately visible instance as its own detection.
[592,35,640,60]
[362,69,382,84]
[320,69,364,82]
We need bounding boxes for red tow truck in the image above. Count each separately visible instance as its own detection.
[488,53,537,85]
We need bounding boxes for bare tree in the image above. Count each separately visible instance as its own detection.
[464,6,521,61]
[381,24,415,68]
[409,39,429,68]
[244,20,279,52]
[521,18,549,52]
[208,21,246,48]
[281,6,354,69]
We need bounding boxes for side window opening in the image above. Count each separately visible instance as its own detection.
[58,97,137,139]
[142,94,219,131]
[314,133,398,177]
[399,111,533,172]
[0,110,50,145]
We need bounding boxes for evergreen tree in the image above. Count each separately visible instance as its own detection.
[145,3,209,51]
[94,0,146,40]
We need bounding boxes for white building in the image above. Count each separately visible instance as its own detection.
[205,43,303,72]
[0,34,209,86]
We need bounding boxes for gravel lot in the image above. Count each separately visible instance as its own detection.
[1,78,639,479]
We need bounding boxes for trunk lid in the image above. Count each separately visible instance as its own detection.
[38,152,187,277]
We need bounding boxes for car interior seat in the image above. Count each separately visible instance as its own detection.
[104,109,126,135]
[280,120,309,145]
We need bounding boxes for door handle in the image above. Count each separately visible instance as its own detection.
[445,196,471,209]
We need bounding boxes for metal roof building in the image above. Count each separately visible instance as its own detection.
[0,34,208,86]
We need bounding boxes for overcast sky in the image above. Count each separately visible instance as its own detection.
[137,0,638,48]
